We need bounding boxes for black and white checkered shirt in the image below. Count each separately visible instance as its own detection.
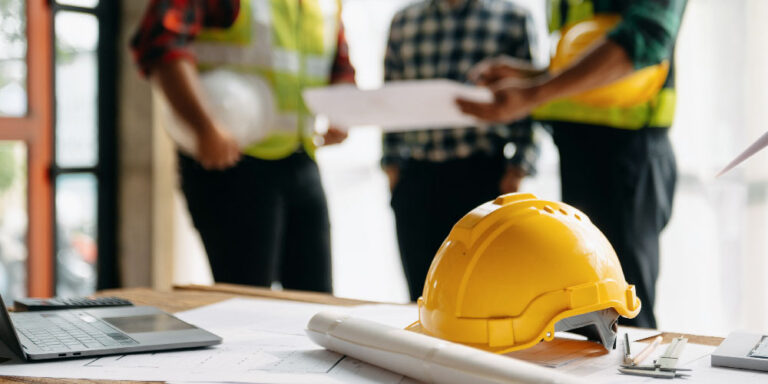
[383,0,539,173]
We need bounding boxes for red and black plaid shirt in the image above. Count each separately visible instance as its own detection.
[130,0,355,83]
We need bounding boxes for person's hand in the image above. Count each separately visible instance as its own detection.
[195,126,241,170]
[457,79,541,123]
[460,56,547,123]
[468,56,542,86]
[384,165,400,192]
[321,126,349,146]
[499,165,526,194]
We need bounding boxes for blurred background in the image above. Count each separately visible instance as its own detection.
[1,0,767,337]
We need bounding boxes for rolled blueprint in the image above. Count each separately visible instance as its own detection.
[306,312,587,384]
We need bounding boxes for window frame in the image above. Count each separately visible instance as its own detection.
[0,0,55,297]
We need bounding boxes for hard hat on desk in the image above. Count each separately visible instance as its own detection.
[161,69,276,156]
[548,14,669,108]
[406,193,641,354]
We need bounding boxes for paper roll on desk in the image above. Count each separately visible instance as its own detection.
[306,312,587,384]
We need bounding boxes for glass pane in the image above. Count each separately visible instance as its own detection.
[0,141,28,302]
[56,0,99,8]
[0,0,27,117]
[56,174,97,297]
[55,11,99,167]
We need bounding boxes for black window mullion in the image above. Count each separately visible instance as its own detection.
[53,167,99,175]
[94,0,118,290]
[53,4,98,15]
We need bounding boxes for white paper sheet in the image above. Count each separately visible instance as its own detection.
[557,336,728,383]
[0,298,764,384]
[0,298,416,383]
[302,80,493,131]
[717,130,768,177]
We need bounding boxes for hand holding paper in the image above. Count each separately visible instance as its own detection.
[303,80,492,131]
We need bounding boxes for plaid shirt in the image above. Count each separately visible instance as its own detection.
[130,0,355,83]
[383,0,539,173]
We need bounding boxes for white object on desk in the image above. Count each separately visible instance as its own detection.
[307,311,588,384]
[712,331,768,372]
[302,80,493,131]
[0,298,417,383]
[717,130,768,177]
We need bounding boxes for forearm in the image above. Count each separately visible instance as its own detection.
[528,40,634,104]
[151,59,216,135]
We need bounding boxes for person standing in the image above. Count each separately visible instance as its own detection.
[384,0,541,301]
[458,0,688,328]
[130,0,355,292]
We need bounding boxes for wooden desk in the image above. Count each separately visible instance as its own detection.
[0,284,725,384]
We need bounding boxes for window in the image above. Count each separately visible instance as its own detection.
[0,0,27,117]
[52,0,117,296]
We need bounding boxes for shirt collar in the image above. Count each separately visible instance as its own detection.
[432,0,474,13]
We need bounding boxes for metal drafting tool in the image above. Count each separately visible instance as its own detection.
[619,337,692,379]
[623,333,633,365]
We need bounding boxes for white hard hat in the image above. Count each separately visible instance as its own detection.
[162,69,276,156]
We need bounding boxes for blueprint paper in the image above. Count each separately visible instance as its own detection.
[307,311,589,384]
[302,80,493,131]
[0,298,415,383]
[0,298,760,383]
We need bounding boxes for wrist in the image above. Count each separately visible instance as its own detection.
[194,121,219,139]
[527,80,552,106]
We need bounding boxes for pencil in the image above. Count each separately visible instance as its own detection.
[632,336,663,365]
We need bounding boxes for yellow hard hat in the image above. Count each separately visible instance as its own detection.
[549,14,669,108]
[406,193,641,354]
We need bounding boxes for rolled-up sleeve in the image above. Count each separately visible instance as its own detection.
[129,0,240,77]
[330,23,356,84]
[607,0,687,70]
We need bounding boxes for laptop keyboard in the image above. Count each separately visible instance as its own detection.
[16,312,138,352]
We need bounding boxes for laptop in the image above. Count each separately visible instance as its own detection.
[0,295,221,361]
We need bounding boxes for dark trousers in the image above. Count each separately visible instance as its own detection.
[391,155,506,301]
[178,151,332,293]
[552,123,677,328]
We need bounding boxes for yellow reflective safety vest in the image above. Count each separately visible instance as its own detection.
[192,0,341,159]
[532,0,676,130]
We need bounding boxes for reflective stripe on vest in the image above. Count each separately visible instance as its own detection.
[193,0,341,159]
[532,89,676,130]
[543,0,676,129]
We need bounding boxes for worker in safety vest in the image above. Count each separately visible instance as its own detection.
[130,0,355,292]
[457,0,688,328]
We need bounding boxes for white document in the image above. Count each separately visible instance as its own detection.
[302,80,493,131]
[717,130,768,177]
[307,311,588,384]
[0,298,416,383]
[0,297,762,384]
